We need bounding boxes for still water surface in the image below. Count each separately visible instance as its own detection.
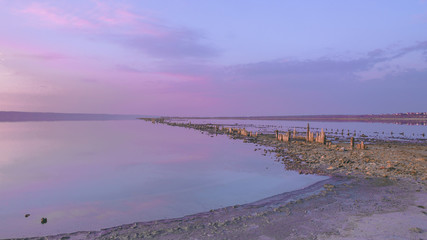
[0,120,325,238]
[183,119,427,140]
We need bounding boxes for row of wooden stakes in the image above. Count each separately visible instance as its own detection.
[224,127,258,137]
[350,137,366,150]
[306,128,326,144]
[205,122,365,150]
[273,124,327,144]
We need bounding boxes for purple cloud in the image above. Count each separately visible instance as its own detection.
[21,53,69,61]
[102,26,219,59]
[367,49,385,58]
[20,1,219,59]
[114,64,142,73]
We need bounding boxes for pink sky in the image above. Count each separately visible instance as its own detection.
[1,0,426,116]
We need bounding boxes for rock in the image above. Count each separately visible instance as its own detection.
[327,166,335,170]
[409,227,423,233]
[41,218,47,224]
[25,214,30,218]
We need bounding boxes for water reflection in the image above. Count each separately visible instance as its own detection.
[0,120,325,238]
[181,119,427,140]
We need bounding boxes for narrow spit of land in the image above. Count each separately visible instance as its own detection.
[14,118,427,240]
[152,118,426,181]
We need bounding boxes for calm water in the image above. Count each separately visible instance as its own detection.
[181,119,427,141]
[0,120,326,238]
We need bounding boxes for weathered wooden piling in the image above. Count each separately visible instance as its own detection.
[285,132,290,142]
[241,128,248,136]
[275,130,279,139]
[356,141,366,150]
[319,128,326,144]
[278,132,290,142]
[350,137,354,149]
[293,128,296,138]
[308,131,314,142]
[306,123,310,142]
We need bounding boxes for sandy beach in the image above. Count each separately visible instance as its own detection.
[11,119,427,240]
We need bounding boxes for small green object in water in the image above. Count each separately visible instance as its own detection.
[41,218,47,224]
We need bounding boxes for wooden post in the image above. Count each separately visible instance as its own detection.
[293,128,296,139]
[275,130,279,139]
[350,137,354,149]
[320,128,326,144]
[306,123,310,142]
[309,132,314,142]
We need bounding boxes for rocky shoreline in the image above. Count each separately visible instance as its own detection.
[154,118,427,182]
[10,118,427,240]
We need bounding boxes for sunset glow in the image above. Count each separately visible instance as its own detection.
[1,1,426,116]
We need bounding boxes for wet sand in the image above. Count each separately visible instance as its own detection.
[10,119,427,240]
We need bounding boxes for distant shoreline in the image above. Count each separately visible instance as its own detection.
[1,111,426,124]
[170,114,427,125]
[0,111,150,122]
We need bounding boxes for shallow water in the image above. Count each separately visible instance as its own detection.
[0,120,326,238]
[179,119,427,141]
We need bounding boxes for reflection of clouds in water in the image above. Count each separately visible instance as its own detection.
[184,119,427,140]
[0,120,325,238]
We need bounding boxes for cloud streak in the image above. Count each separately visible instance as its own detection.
[116,30,219,58]
[22,3,95,29]
[20,1,219,59]
[1,1,426,115]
